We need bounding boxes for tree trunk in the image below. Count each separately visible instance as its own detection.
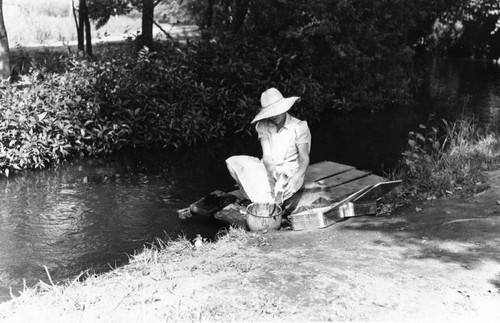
[204,0,215,29]
[77,0,84,52]
[141,0,155,48]
[82,0,92,56]
[0,0,11,79]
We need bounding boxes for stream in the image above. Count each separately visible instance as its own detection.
[1,58,500,301]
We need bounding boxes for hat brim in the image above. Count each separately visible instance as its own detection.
[251,96,300,124]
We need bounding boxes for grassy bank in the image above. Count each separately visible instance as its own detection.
[382,118,500,212]
[0,228,298,322]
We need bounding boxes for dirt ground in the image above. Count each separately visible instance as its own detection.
[240,170,500,321]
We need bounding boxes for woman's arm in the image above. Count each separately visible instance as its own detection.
[283,142,310,196]
[260,137,279,182]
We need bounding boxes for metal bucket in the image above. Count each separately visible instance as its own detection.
[246,202,283,232]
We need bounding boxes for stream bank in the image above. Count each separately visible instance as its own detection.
[2,170,500,322]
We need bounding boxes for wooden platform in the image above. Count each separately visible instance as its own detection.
[178,161,400,231]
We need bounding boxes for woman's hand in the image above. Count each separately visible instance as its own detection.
[271,169,280,182]
[283,173,300,196]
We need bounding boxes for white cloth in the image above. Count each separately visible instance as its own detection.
[226,113,311,203]
[226,156,273,203]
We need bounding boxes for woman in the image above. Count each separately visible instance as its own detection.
[226,88,311,204]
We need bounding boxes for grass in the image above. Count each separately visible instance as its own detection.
[0,227,298,322]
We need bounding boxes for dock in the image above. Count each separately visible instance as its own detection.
[178,161,400,231]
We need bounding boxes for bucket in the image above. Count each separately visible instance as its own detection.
[246,202,283,232]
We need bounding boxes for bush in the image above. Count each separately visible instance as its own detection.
[197,0,446,112]
[1,38,328,176]
[0,64,121,176]
[391,119,500,201]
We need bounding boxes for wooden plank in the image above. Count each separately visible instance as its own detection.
[305,169,371,190]
[304,161,354,184]
[180,160,395,231]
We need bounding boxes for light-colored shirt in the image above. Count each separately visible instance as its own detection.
[255,113,311,169]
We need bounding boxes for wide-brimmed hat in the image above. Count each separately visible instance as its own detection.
[251,88,300,124]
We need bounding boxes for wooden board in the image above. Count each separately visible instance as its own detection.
[303,161,354,184]
[181,160,396,231]
[305,169,371,190]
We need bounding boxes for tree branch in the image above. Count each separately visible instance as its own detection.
[72,0,79,29]
[153,20,174,40]
[154,0,162,8]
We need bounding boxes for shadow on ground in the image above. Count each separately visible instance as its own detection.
[338,188,500,268]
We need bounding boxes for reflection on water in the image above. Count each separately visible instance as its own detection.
[1,58,500,302]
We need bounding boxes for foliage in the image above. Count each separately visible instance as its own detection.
[0,63,119,176]
[1,37,327,176]
[390,119,499,202]
[432,0,500,58]
[92,39,327,147]
[88,0,136,29]
[196,0,451,111]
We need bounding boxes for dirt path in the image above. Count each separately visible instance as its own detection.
[234,170,500,321]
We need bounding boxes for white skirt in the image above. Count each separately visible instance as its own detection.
[225,155,303,203]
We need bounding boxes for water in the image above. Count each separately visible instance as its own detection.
[1,58,500,301]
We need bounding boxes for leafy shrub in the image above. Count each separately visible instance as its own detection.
[1,37,328,176]
[392,119,500,200]
[91,38,328,146]
[0,65,119,176]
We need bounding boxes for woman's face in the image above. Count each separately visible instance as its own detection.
[269,113,286,126]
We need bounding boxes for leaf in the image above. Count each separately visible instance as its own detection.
[36,112,48,122]
[408,139,416,147]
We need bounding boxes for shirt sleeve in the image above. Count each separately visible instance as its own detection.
[295,121,311,146]
[255,121,269,140]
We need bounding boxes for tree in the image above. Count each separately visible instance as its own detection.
[72,0,93,56]
[141,0,155,48]
[82,0,93,56]
[0,0,10,78]
[435,0,500,58]
[138,0,167,49]
[81,0,164,50]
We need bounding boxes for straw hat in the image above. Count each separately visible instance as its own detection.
[251,88,300,124]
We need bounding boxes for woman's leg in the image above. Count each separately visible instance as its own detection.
[225,156,273,203]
